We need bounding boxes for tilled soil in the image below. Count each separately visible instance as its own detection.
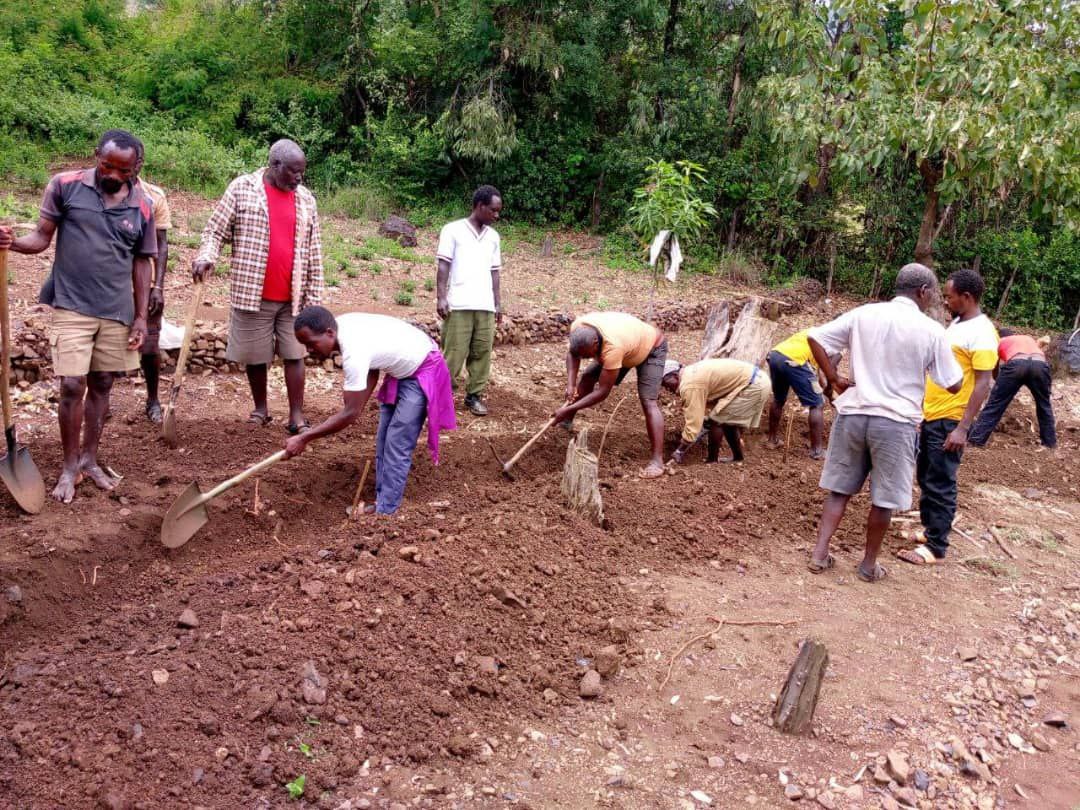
[2,344,1077,809]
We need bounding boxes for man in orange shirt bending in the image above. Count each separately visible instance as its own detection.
[968,329,1056,449]
[555,312,668,478]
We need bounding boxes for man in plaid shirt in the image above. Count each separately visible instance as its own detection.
[193,140,324,433]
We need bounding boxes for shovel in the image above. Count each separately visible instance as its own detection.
[161,449,287,548]
[0,248,45,514]
[161,281,204,447]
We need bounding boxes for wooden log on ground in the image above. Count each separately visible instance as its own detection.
[561,427,604,526]
[772,638,829,734]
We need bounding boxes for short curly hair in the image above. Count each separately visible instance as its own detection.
[948,268,986,303]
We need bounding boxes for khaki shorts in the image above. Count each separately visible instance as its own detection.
[226,300,306,365]
[709,372,771,429]
[819,413,919,510]
[50,308,138,377]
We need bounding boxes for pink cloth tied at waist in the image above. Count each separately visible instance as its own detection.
[376,348,457,464]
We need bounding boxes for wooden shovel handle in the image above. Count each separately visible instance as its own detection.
[202,450,287,501]
[0,249,13,432]
[169,281,205,400]
[504,413,560,471]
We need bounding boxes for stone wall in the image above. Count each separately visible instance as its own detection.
[8,293,804,383]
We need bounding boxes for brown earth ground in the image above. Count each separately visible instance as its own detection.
[2,187,1079,810]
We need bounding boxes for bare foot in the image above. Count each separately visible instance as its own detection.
[638,461,664,479]
[51,469,81,503]
[80,461,118,491]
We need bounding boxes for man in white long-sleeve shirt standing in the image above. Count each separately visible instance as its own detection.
[804,263,964,584]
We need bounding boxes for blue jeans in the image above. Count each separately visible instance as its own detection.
[374,377,428,514]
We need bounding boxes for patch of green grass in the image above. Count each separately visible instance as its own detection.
[363,235,424,264]
[424,276,435,292]
[395,280,415,306]
[213,261,228,278]
[320,184,394,221]
[601,231,643,272]
[1037,531,1062,552]
[962,557,1017,578]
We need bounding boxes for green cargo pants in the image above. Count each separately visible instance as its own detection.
[441,309,495,396]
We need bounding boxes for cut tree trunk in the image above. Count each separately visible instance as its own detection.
[996,263,1021,318]
[720,299,782,366]
[825,236,837,298]
[561,427,604,527]
[772,638,829,735]
[699,302,731,360]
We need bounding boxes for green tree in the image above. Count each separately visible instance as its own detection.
[755,0,1080,267]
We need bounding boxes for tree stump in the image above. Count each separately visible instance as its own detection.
[561,427,604,526]
[699,302,732,360]
[772,638,829,735]
[722,298,781,365]
[541,233,554,257]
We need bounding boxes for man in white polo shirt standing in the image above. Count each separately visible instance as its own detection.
[436,185,503,416]
[804,263,963,584]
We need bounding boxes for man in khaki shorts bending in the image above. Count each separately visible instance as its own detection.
[662,358,771,464]
[0,129,155,503]
[193,139,324,433]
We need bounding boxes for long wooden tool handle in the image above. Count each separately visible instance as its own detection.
[202,450,287,500]
[505,415,560,470]
[169,282,205,400]
[0,249,13,433]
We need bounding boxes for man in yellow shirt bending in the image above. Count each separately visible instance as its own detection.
[898,268,997,566]
[766,329,835,459]
[661,358,771,464]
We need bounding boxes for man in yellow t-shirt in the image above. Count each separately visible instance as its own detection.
[766,329,836,459]
[554,312,667,478]
[898,268,997,566]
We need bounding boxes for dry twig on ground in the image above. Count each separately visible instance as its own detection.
[658,616,797,693]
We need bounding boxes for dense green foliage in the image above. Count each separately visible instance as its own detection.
[0,0,1076,327]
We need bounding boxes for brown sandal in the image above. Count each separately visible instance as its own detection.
[856,563,888,583]
[807,554,835,573]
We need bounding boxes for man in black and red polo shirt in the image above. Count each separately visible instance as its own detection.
[0,129,155,503]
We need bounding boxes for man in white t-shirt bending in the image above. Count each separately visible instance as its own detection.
[284,306,456,515]
[436,185,503,416]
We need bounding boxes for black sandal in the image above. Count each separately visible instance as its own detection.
[247,412,272,426]
[286,421,311,435]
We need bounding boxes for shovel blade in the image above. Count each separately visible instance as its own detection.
[0,444,46,514]
[161,404,177,447]
[161,481,209,548]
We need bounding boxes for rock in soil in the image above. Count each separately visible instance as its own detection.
[177,608,199,628]
[5,585,23,604]
[594,644,621,678]
[579,670,602,698]
[886,750,910,785]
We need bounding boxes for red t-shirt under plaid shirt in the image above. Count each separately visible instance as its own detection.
[262,179,296,302]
